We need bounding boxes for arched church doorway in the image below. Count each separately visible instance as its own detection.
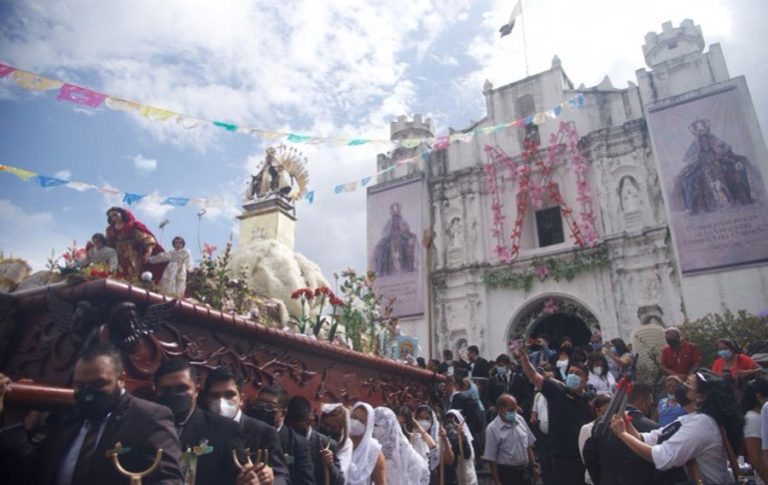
[507,295,600,350]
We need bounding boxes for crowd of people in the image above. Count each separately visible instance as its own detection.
[0,326,766,485]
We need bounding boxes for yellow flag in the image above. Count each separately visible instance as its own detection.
[11,70,62,91]
[138,105,176,121]
[5,165,37,181]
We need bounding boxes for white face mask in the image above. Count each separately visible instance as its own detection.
[417,419,432,431]
[592,367,603,375]
[211,398,239,419]
[349,418,366,437]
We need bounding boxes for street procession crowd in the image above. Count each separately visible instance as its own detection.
[0,327,767,485]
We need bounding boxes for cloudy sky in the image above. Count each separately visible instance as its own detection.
[1,0,766,282]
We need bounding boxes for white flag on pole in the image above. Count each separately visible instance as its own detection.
[499,0,522,37]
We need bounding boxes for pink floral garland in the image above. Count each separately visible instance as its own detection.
[483,121,598,263]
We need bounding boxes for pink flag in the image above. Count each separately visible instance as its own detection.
[0,64,15,78]
[56,84,107,108]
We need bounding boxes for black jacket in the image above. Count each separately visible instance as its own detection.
[239,415,290,485]
[179,408,244,485]
[303,428,344,485]
[33,391,183,485]
[437,359,469,376]
[279,423,316,485]
[468,357,491,378]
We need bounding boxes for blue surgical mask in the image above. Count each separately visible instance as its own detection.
[565,373,582,390]
[717,349,733,360]
[497,367,510,376]
[611,347,619,355]
[591,343,602,351]
[504,412,518,424]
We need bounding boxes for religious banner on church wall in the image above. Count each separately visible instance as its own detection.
[367,178,424,317]
[648,87,768,273]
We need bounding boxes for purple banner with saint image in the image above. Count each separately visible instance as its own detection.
[367,178,424,317]
[648,87,768,273]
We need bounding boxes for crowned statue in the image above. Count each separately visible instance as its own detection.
[246,144,310,203]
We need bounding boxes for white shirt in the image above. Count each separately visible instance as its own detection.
[745,410,765,485]
[762,401,768,450]
[587,371,615,396]
[642,413,731,484]
[482,414,536,467]
[578,421,596,485]
[532,392,549,434]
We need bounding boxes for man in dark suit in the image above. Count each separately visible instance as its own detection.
[285,396,344,485]
[249,384,315,485]
[3,344,183,485]
[436,349,468,377]
[153,358,271,485]
[202,367,290,485]
[467,345,491,378]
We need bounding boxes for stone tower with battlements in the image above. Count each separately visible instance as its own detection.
[377,114,434,183]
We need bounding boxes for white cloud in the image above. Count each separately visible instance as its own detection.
[0,199,74,271]
[132,154,158,172]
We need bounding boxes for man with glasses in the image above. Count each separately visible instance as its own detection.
[249,384,315,485]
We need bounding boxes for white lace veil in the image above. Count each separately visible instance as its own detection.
[374,406,430,485]
[446,409,475,460]
[347,402,382,485]
[416,404,441,471]
[321,403,352,478]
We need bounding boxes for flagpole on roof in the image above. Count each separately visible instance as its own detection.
[521,0,529,77]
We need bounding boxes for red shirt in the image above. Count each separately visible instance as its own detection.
[711,353,758,378]
[661,340,702,375]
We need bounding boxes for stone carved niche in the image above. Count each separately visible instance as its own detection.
[618,175,643,231]
[446,215,465,267]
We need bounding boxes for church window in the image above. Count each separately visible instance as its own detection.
[535,206,564,247]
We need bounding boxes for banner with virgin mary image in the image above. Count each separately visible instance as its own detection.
[367,177,424,317]
[648,86,768,273]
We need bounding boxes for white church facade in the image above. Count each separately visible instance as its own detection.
[367,19,768,360]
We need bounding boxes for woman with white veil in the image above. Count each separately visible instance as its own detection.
[414,404,441,477]
[446,409,479,485]
[319,403,353,478]
[374,406,430,485]
[347,402,386,485]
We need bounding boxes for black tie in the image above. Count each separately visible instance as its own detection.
[71,420,102,484]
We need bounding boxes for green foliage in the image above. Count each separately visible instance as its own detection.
[335,269,392,353]
[679,310,768,366]
[484,248,609,290]
[190,240,253,315]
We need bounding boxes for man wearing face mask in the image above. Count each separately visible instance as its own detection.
[285,396,344,485]
[250,384,315,485]
[202,367,289,485]
[483,394,538,485]
[660,328,701,380]
[516,347,593,485]
[437,349,468,377]
[12,344,183,484]
[153,358,252,485]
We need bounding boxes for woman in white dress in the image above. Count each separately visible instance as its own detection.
[154,236,193,297]
[347,402,386,485]
[413,404,441,477]
[743,377,768,484]
[373,406,429,485]
[445,409,478,485]
[319,403,353,479]
[587,353,616,397]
